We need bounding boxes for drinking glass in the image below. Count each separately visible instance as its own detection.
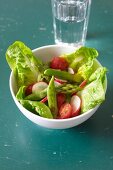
[51,0,91,48]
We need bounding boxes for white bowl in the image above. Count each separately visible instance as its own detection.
[9,45,107,129]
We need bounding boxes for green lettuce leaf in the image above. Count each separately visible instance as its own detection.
[77,80,105,113]
[16,86,26,100]
[6,41,45,87]
[77,67,107,113]
[61,47,98,70]
[89,67,107,85]
[74,60,94,81]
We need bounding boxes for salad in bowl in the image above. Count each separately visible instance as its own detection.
[6,41,107,129]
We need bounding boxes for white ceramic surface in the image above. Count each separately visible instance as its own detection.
[9,45,106,129]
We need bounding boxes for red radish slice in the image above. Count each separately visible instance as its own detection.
[55,78,67,84]
[79,80,87,88]
[68,67,74,74]
[32,82,48,94]
[70,95,81,117]
[54,80,62,87]
[41,96,48,103]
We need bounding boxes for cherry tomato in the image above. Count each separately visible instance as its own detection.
[57,93,66,109]
[25,83,34,96]
[50,57,69,71]
[59,103,72,119]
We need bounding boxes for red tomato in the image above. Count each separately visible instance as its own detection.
[59,103,72,119]
[50,57,69,70]
[25,83,34,96]
[57,93,66,109]
[79,80,87,88]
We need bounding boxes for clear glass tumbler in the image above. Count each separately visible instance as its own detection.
[51,0,91,48]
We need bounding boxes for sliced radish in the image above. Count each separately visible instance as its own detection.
[32,81,48,94]
[54,80,62,87]
[70,95,81,117]
[54,78,67,84]
[68,67,74,74]
[79,80,87,88]
[40,96,48,103]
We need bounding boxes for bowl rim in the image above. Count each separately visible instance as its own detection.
[32,44,77,52]
[9,44,107,123]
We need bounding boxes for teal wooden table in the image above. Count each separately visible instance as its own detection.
[0,0,113,169]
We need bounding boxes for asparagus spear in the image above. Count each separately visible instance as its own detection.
[17,83,81,102]
[25,83,81,101]
[44,68,83,83]
[56,84,81,94]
